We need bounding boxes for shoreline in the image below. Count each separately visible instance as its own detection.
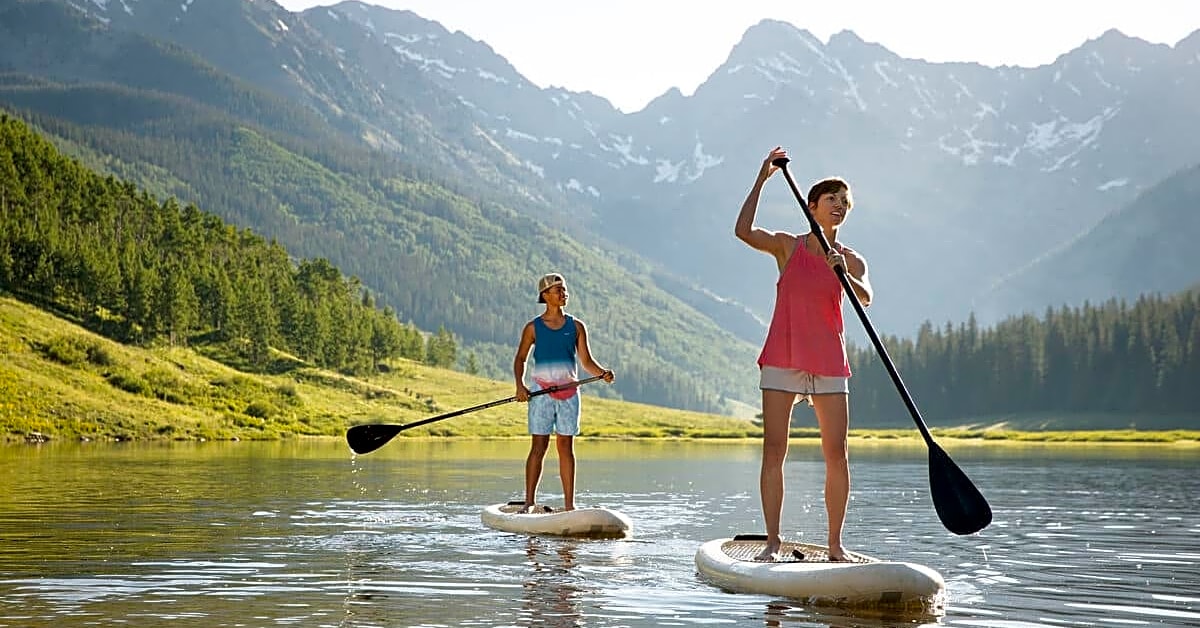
[5,430,1199,448]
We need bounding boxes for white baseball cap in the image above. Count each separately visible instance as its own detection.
[537,273,566,303]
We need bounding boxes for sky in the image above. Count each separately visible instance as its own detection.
[275,1,1200,113]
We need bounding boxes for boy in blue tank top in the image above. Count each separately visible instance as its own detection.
[513,272,615,513]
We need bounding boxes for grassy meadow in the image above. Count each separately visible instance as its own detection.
[2,295,1197,447]
[0,296,758,443]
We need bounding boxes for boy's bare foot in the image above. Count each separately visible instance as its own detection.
[827,546,852,562]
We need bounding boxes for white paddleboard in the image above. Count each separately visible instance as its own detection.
[696,535,945,610]
[481,501,632,538]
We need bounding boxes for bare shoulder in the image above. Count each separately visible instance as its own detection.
[774,230,800,248]
[740,224,797,258]
[839,243,867,263]
[838,243,869,279]
[766,230,801,263]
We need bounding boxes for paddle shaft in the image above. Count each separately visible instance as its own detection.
[770,157,936,446]
[345,374,610,454]
[388,374,605,433]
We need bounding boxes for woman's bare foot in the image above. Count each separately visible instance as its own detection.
[753,538,783,562]
[827,546,851,562]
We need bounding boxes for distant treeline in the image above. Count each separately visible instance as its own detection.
[849,294,1200,426]
[0,113,458,373]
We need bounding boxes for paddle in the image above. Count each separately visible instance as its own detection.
[345,374,606,455]
[770,157,992,536]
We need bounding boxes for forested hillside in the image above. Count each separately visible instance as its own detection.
[0,113,435,372]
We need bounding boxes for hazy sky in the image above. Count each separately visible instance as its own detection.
[275,0,1200,112]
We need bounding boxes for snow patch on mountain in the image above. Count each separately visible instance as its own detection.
[655,159,682,183]
[565,179,600,198]
[687,141,723,182]
[604,134,649,166]
[390,46,461,79]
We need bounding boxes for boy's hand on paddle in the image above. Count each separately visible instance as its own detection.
[601,369,615,383]
[515,383,531,402]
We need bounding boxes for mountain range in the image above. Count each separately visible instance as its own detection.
[315,4,1200,329]
[2,0,1198,413]
[355,9,1200,326]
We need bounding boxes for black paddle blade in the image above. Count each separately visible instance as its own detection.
[928,441,992,535]
[346,424,404,455]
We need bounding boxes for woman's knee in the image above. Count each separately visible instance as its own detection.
[761,438,789,465]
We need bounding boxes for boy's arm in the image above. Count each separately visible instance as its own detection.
[513,322,535,401]
[575,320,615,383]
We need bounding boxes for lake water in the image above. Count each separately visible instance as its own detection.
[1,439,1197,627]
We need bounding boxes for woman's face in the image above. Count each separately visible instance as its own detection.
[812,187,852,227]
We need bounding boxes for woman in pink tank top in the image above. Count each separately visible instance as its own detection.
[734,146,874,563]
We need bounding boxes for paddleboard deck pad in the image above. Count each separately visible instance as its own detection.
[696,535,945,611]
[714,537,872,563]
[481,501,632,538]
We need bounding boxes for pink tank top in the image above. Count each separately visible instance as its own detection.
[757,234,852,376]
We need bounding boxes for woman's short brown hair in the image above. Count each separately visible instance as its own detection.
[807,177,852,210]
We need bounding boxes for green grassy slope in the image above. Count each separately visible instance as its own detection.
[0,295,758,443]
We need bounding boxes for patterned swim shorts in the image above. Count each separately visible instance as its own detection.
[527,391,581,436]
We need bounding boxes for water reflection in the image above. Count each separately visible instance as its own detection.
[520,537,583,627]
[1,440,1198,627]
[761,596,946,627]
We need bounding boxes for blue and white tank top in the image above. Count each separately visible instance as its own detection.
[531,315,579,399]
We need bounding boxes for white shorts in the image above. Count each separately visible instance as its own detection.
[759,366,849,406]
